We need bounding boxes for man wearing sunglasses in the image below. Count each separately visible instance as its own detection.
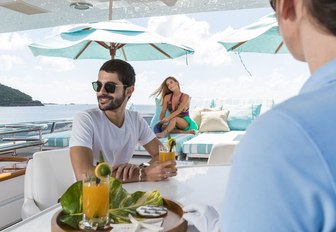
[70,59,177,182]
[220,0,336,231]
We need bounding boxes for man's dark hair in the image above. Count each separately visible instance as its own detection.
[305,0,336,36]
[99,59,136,87]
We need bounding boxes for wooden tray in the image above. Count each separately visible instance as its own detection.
[51,199,187,232]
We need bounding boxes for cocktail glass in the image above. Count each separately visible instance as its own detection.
[159,144,176,169]
[79,175,110,230]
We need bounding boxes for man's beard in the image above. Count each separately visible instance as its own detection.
[97,91,126,111]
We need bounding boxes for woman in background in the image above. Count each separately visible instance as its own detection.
[152,76,198,138]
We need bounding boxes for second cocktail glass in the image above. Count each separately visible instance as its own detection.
[159,144,176,169]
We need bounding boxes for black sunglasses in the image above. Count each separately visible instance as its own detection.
[270,0,276,11]
[92,81,127,93]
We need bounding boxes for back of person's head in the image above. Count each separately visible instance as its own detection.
[304,0,336,36]
[99,59,136,87]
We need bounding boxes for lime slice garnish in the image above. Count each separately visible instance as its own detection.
[167,138,176,152]
[95,162,112,179]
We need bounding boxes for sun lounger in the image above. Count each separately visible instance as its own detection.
[183,131,243,159]
[140,97,274,161]
[182,98,274,160]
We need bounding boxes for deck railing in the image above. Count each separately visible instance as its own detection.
[0,124,48,156]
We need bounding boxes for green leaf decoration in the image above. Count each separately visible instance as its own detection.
[110,191,163,223]
[168,132,171,140]
[59,214,83,229]
[60,181,83,214]
[59,177,163,228]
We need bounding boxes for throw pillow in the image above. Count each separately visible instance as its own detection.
[199,110,230,132]
[223,104,262,130]
[191,106,222,128]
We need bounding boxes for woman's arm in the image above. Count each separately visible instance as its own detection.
[165,93,190,121]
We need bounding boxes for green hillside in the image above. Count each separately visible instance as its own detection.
[0,83,44,106]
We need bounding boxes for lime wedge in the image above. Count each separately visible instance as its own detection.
[167,138,176,152]
[95,162,112,179]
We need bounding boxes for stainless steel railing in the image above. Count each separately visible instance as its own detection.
[0,124,48,156]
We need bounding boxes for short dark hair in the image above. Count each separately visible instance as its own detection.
[305,0,336,36]
[99,59,136,87]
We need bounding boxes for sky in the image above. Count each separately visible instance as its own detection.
[0,7,310,105]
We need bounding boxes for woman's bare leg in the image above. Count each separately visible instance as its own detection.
[156,130,167,138]
[156,117,191,138]
[156,118,177,138]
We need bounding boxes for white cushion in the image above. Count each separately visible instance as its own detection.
[21,148,76,219]
[199,110,230,132]
[191,106,222,127]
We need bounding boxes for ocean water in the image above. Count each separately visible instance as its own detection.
[0,104,155,124]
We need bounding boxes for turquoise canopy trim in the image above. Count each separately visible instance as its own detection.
[218,13,288,54]
[29,20,194,61]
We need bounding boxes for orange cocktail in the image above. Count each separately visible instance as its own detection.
[81,176,109,229]
[159,151,176,168]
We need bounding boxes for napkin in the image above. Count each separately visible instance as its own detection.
[183,203,220,232]
[111,214,164,232]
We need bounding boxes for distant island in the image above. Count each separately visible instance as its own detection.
[0,83,44,106]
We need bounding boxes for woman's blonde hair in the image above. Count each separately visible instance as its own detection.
[151,76,180,105]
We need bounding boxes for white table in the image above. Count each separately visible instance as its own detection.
[3,165,231,232]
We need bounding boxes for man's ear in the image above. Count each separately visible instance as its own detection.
[280,0,297,20]
[127,86,135,96]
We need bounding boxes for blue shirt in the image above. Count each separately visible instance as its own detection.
[221,59,336,232]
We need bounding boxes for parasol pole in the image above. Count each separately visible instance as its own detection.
[110,45,116,60]
[109,0,114,59]
[275,41,283,54]
[108,0,113,21]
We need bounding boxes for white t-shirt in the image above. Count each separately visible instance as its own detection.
[70,108,155,165]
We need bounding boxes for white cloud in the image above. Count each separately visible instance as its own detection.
[0,55,24,71]
[40,57,75,72]
[0,32,31,50]
[147,15,231,66]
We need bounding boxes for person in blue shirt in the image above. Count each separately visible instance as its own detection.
[221,0,336,231]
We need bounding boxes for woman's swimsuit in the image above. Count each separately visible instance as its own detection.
[167,93,189,117]
[167,93,198,131]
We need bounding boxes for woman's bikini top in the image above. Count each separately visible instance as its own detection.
[167,93,189,117]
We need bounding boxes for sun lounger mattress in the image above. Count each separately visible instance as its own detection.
[183,131,245,155]
[44,131,72,147]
